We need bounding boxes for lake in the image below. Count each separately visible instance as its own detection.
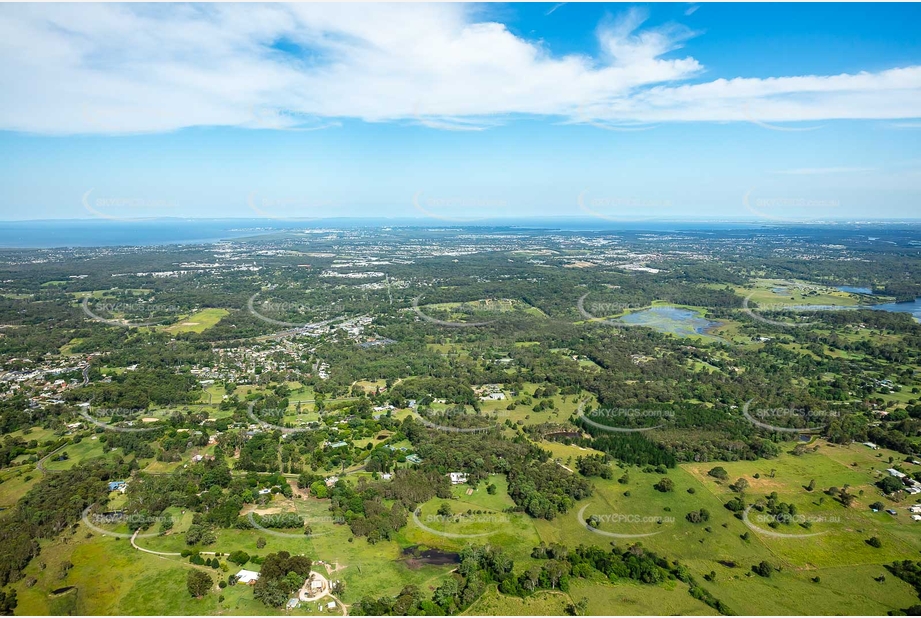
[868,297,921,320]
[618,306,724,339]
[837,286,921,321]
[837,286,874,295]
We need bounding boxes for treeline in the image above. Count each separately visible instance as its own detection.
[389,378,478,408]
[66,367,201,409]
[584,432,677,468]
[506,461,592,520]
[320,470,450,543]
[403,418,590,519]
[253,551,313,607]
[886,560,921,614]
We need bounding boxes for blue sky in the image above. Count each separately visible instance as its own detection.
[0,2,919,222]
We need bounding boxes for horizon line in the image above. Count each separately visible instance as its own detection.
[3,216,921,225]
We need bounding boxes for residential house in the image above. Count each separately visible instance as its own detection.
[236,570,260,585]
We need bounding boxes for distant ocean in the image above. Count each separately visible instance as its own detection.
[0,219,279,249]
[0,218,917,249]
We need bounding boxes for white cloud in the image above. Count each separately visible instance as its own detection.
[0,3,918,134]
[596,7,698,67]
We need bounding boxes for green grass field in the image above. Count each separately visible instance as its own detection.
[42,438,106,471]
[0,466,41,509]
[420,298,548,322]
[163,308,229,334]
[463,586,571,616]
[568,578,713,616]
[737,279,862,308]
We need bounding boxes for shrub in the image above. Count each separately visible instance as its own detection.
[229,550,250,565]
[752,561,774,577]
[187,570,213,598]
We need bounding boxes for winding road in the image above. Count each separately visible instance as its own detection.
[35,444,67,475]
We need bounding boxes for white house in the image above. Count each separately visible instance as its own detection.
[236,569,260,585]
[448,472,468,485]
[887,468,907,479]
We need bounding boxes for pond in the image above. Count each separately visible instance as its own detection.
[617,306,723,340]
[402,545,460,566]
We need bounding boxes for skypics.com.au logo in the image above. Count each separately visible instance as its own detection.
[81,297,186,328]
[740,101,824,133]
[77,405,162,434]
[416,407,508,434]
[412,192,507,223]
[246,191,341,221]
[247,292,326,328]
[412,295,500,328]
[741,293,819,328]
[411,508,511,539]
[741,399,839,434]
[82,508,173,539]
[573,102,659,133]
[575,400,674,433]
[247,106,341,133]
[577,190,669,222]
[82,190,178,222]
[742,189,840,224]
[247,403,315,435]
[741,506,836,539]
[245,512,346,539]
[576,293,630,327]
[576,504,674,539]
